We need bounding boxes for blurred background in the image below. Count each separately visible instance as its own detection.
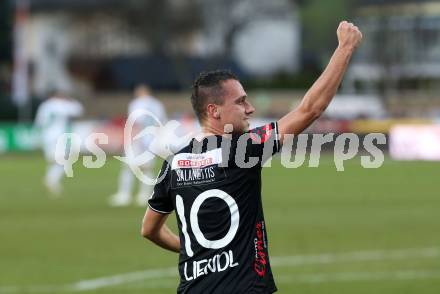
[0,1,439,294]
[1,0,440,156]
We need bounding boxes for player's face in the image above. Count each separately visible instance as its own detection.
[219,79,255,134]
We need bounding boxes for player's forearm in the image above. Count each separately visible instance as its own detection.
[300,45,353,117]
[277,22,361,138]
[146,225,180,253]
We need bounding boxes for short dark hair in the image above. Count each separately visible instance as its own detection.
[191,69,238,122]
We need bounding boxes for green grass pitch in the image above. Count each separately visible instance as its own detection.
[0,153,439,293]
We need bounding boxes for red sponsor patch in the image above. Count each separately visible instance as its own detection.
[177,158,213,168]
[249,124,273,144]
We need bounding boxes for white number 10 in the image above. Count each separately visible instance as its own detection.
[176,189,240,257]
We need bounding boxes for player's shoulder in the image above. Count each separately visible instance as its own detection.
[170,141,194,158]
[62,99,80,107]
[129,98,143,108]
[38,99,60,112]
[166,136,210,164]
[149,96,165,109]
[157,142,192,176]
[39,99,55,107]
[37,100,48,111]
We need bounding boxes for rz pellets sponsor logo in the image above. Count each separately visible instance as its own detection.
[254,221,267,277]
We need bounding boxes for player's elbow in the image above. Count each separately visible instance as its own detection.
[141,225,155,239]
[299,102,325,122]
[309,107,324,121]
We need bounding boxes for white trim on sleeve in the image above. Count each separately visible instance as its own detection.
[274,121,281,152]
[148,204,173,214]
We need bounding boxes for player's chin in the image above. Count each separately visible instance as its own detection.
[231,123,247,134]
[242,120,250,132]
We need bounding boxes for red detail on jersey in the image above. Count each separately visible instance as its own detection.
[177,158,213,168]
[254,222,267,277]
[250,124,273,144]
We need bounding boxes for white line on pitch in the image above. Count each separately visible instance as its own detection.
[276,270,440,284]
[271,246,440,267]
[1,246,440,293]
[71,266,177,291]
[0,267,177,294]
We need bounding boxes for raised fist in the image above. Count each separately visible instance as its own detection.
[337,21,363,51]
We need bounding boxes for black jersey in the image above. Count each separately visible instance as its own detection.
[148,122,281,294]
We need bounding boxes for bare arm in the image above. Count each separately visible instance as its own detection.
[278,21,363,141]
[141,208,180,253]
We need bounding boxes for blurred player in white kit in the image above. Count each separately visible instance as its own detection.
[34,90,84,195]
[109,84,167,206]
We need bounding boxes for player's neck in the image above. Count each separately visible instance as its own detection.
[197,123,224,140]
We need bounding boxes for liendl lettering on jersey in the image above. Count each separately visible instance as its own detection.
[184,250,239,281]
[253,221,267,277]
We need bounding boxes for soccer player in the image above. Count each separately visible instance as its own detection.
[109,84,168,206]
[34,90,83,195]
[141,21,362,293]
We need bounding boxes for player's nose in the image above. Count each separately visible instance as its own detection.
[245,101,255,115]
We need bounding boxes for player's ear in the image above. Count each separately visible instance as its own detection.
[207,104,220,119]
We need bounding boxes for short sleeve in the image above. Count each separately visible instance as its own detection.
[246,121,281,164]
[148,160,173,214]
